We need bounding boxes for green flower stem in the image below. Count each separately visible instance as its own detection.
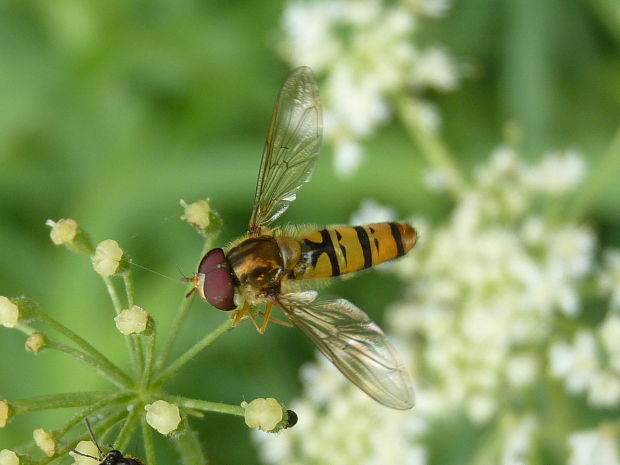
[397,98,468,198]
[55,393,134,438]
[156,236,216,370]
[44,338,134,389]
[103,276,124,314]
[173,413,208,465]
[33,310,116,370]
[166,395,245,416]
[141,320,157,389]
[153,318,233,388]
[103,276,141,375]
[122,270,145,374]
[155,285,195,371]
[570,122,620,220]
[141,413,157,465]
[123,271,135,307]
[10,392,127,416]
[113,402,140,451]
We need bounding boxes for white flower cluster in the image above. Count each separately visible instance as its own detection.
[280,0,460,177]
[253,357,427,465]
[256,147,620,464]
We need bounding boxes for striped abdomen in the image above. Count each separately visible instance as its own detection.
[298,223,416,279]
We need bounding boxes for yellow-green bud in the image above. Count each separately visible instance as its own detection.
[25,333,45,353]
[92,240,127,276]
[33,428,56,457]
[46,219,94,255]
[180,199,222,238]
[69,441,99,465]
[0,449,20,465]
[114,306,149,335]
[0,401,9,428]
[145,400,181,435]
[0,297,18,328]
[243,398,285,432]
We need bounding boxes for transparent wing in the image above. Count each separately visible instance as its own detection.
[277,294,414,410]
[248,66,322,235]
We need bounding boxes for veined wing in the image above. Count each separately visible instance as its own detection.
[248,67,322,235]
[277,293,414,410]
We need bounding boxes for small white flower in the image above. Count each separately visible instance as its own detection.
[25,333,45,353]
[244,398,284,432]
[600,250,620,310]
[404,0,451,17]
[410,47,459,91]
[568,425,620,465]
[466,393,496,424]
[601,313,620,371]
[505,355,537,389]
[588,371,620,407]
[549,331,599,394]
[0,401,8,428]
[33,428,56,457]
[501,416,537,465]
[525,149,585,195]
[350,199,396,225]
[0,450,19,465]
[69,441,100,465]
[46,218,78,245]
[144,400,181,435]
[0,297,18,328]
[180,199,211,230]
[333,138,363,178]
[114,306,149,335]
[92,240,124,276]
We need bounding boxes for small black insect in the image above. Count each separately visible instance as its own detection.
[69,418,145,465]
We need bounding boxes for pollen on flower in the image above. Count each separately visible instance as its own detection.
[25,333,45,353]
[0,401,9,428]
[46,218,78,245]
[0,297,18,328]
[144,400,181,435]
[92,240,124,276]
[180,199,211,230]
[69,441,99,465]
[244,398,284,432]
[0,449,19,465]
[114,306,149,335]
[33,428,56,457]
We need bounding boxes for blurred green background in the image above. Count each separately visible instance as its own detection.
[1,0,619,464]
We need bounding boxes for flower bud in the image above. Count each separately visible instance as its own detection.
[33,428,56,457]
[180,199,222,238]
[0,449,19,465]
[0,401,9,428]
[145,400,181,435]
[0,297,19,328]
[25,333,45,353]
[46,219,94,255]
[114,306,149,335]
[92,240,127,276]
[69,441,99,465]
[243,398,285,432]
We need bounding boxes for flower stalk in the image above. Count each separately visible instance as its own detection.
[3,205,276,464]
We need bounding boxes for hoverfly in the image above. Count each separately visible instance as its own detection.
[189,67,417,410]
[69,418,145,465]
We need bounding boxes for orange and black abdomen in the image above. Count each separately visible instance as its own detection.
[298,222,416,279]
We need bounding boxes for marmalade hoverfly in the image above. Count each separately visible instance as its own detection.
[189,67,417,410]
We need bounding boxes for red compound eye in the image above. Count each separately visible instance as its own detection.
[198,248,236,311]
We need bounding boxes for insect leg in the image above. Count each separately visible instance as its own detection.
[258,302,273,334]
[232,301,250,328]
